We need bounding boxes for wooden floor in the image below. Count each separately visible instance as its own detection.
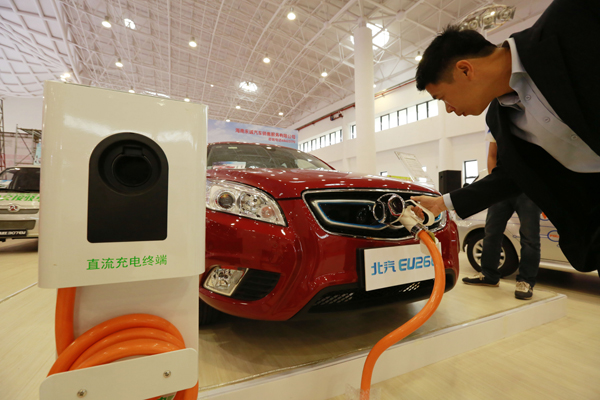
[328,269,600,400]
[1,238,599,400]
[196,273,558,392]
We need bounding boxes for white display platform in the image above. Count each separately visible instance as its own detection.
[195,289,566,400]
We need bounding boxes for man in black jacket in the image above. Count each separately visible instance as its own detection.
[411,0,600,275]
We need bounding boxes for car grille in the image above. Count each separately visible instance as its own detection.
[231,269,280,301]
[0,209,39,214]
[306,272,455,314]
[0,221,36,230]
[303,189,445,240]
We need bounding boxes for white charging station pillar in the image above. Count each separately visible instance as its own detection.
[39,82,206,400]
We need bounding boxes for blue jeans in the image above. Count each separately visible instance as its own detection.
[481,194,541,287]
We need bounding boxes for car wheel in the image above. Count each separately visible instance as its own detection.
[199,299,222,327]
[465,230,519,277]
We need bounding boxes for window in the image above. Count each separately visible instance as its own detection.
[417,103,428,120]
[464,160,478,185]
[374,117,381,132]
[407,106,417,123]
[398,109,407,126]
[0,167,40,191]
[381,114,389,130]
[380,171,388,177]
[428,100,438,117]
[389,111,398,128]
[351,125,356,139]
[299,129,344,153]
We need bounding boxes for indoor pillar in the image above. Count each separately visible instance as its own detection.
[353,23,376,175]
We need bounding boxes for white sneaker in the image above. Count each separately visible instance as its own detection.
[515,281,533,300]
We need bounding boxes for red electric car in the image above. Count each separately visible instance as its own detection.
[200,142,459,324]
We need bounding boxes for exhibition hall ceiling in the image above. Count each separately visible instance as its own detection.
[0,0,549,127]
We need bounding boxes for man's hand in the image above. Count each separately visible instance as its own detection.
[410,195,448,219]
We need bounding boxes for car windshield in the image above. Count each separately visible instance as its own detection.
[0,167,40,192]
[207,144,333,171]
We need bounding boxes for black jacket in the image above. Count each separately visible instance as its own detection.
[450,0,600,272]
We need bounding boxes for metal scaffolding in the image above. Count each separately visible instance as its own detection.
[0,101,42,170]
[0,100,5,170]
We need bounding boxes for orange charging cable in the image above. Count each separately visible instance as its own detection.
[49,287,199,400]
[360,230,446,399]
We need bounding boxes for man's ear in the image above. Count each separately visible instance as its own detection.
[454,60,474,81]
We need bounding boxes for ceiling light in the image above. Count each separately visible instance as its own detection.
[210,84,214,87]
[189,37,197,48]
[373,84,376,88]
[124,18,136,29]
[128,87,135,93]
[263,55,271,63]
[102,16,111,28]
[115,58,123,68]
[62,72,71,78]
[226,119,230,122]
[239,81,258,92]
[184,97,190,102]
[143,91,170,98]
[287,7,296,20]
[458,5,516,32]
[321,71,328,77]
[235,105,241,109]
[278,112,283,116]
[415,51,422,61]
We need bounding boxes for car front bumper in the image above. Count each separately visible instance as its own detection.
[200,198,460,321]
[0,213,39,239]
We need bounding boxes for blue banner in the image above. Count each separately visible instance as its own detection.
[208,119,298,149]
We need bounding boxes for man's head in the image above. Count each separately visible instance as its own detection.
[416,25,504,117]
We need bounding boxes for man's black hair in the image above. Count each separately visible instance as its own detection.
[415,25,496,91]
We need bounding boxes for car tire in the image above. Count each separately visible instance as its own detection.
[465,230,519,278]
[199,299,222,327]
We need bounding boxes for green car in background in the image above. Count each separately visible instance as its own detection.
[0,166,40,241]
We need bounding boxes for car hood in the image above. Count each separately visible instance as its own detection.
[0,192,40,207]
[207,168,437,199]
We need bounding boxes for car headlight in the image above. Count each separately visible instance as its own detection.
[206,179,287,226]
[436,209,448,228]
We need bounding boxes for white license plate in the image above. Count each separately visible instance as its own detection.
[0,230,28,237]
[363,243,441,291]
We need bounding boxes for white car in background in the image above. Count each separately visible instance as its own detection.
[0,166,40,241]
[455,170,598,278]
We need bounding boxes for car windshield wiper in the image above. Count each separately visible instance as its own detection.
[0,188,39,193]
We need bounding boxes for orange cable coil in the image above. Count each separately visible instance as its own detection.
[50,287,198,400]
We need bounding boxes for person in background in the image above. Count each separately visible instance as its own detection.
[462,133,541,299]
[410,0,600,276]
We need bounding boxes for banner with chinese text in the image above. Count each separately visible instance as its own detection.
[208,119,298,149]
